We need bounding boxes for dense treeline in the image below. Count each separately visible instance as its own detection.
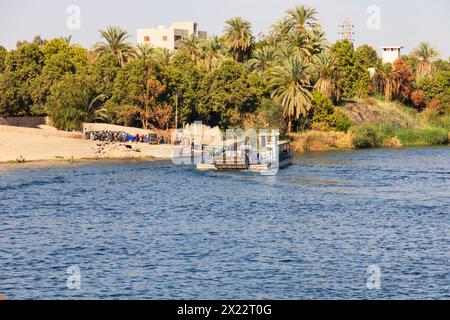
[0,5,449,132]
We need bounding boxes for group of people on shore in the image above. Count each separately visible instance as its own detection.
[84,130,169,144]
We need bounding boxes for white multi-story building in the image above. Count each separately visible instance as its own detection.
[137,21,207,50]
[380,46,403,64]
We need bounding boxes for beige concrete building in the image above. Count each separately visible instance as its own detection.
[137,21,207,50]
[380,46,403,64]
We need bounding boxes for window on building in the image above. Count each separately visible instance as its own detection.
[163,36,168,41]
[144,36,150,42]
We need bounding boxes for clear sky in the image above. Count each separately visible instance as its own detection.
[1,0,449,57]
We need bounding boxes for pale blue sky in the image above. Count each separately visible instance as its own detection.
[0,0,449,57]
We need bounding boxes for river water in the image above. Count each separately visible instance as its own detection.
[0,147,449,299]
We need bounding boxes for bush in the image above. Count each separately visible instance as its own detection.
[411,90,427,109]
[426,98,442,114]
[351,125,385,149]
[332,108,352,132]
[310,91,352,132]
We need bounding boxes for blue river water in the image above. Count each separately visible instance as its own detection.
[0,147,449,300]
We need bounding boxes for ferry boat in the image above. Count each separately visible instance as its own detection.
[196,130,293,172]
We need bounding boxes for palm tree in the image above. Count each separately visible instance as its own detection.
[136,43,154,62]
[93,26,136,67]
[202,36,224,71]
[276,43,295,62]
[313,52,340,101]
[152,48,173,66]
[414,42,440,79]
[223,17,253,62]
[32,35,47,48]
[82,94,108,123]
[269,57,312,132]
[179,34,202,64]
[289,31,314,61]
[59,35,73,46]
[248,46,278,73]
[287,5,319,36]
[269,17,293,43]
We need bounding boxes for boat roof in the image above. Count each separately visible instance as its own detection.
[204,139,290,148]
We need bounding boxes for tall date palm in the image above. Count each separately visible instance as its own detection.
[93,26,136,67]
[202,36,224,71]
[269,57,312,132]
[248,46,278,74]
[287,5,319,36]
[414,42,440,79]
[313,52,340,101]
[223,17,253,62]
[179,34,202,64]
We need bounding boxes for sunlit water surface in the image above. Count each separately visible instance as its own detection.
[0,147,449,299]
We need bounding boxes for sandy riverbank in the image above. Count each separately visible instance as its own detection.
[0,125,175,164]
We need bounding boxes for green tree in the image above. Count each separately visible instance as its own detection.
[42,38,88,71]
[112,59,167,129]
[198,60,259,128]
[46,74,104,130]
[355,45,381,68]
[223,17,253,62]
[330,41,372,98]
[269,56,312,132]
[310,91,350,132]
[416,70,449,101]
[28,39,88,114]
[0,45,7,73]
[91,53,121,100]
[0,43,44,116]
[93,26,136,67]
[162,51,202,123]
[330,40,355,98]
[354,45,382,96]
[30,51,77,114]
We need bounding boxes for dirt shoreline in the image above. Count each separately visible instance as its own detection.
[0,125,175,165]
[0,157,175,172]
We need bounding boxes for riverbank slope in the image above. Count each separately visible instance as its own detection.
[290,98,450,152]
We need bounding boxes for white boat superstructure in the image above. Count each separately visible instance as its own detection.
[196,130,293,172]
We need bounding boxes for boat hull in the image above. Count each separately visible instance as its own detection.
[197,156,293,172]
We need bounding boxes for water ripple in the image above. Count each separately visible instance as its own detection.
[0,147,449,299]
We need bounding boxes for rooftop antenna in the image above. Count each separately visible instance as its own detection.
[338,16,355,42]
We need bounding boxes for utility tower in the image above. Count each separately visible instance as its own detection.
[338,16,355,42]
